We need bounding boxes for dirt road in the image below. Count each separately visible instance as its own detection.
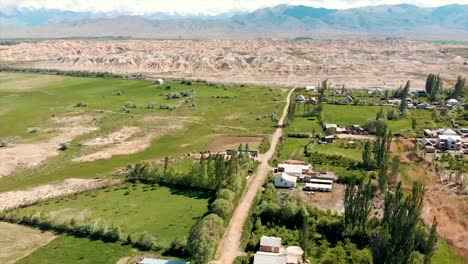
[210,88,295,264]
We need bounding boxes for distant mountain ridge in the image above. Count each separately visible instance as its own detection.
[1,4,467,39]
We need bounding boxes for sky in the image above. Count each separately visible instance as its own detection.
[1,0,468,15]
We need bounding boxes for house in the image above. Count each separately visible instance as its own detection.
[446,98,459,107]
[305,85,316,92]
[253,236,304,264]
[347,125,365,135]
[417,102,434,110]
[373,88,383,94]
[421,138,433,147]
[260,236,282,253]
[416,90,428,97]
[295,95,306,102]
[345,95,354,103]
[387,99,401,106]
[277,164,312,176]
[226,149,258,158]
[275,172,297,188]
[137,258,189,264]
[423,129,437,137]
[155,78,164,85]
[438,129,462,151]
[306,97,317,104]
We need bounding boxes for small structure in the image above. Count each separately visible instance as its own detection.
[137,258,189,264]
[387,99,401,106]
[345,95,354,103]
[416,90,428,97]
[295,95,306,102]
[155,78,164,85]
[277,163,312,176]
[304,182,332,192]
[260,236,282,253]
[373,88,383,94]
[420,138,436,153]
[286,246,305,264]
[275,172,297,189]
[306,97,317,104]
[313,171,338,182]
[446,98,459,107]
[305,85,316,92]
[323,135,334,143]
[417,102,434,110]
[423,129,437,137]
[226,149,258,158]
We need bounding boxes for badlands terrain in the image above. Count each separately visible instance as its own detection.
[1,39,467,89]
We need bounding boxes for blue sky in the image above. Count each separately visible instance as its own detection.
[1,0,467,15]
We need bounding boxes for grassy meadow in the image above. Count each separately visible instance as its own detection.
[10,184,211,243]
[0,72,286,191]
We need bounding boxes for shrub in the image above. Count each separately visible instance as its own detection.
[166,238,188,257]
[210,198,233,219]
[104,226,121,242]
[0,140,7,148]
[147,102,156,109]
[124,101,136,108]
[75,101,88,107]
[58,142,70,151]
[135,232,156,251]
[287,133,310,138]
[218,189,235,201]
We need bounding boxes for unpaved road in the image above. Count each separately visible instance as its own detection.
[210,88,295,264]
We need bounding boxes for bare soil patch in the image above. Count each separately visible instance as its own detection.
[422,186,468,256]
[293,184,345,214]
[72,120,186,163]
[0,115,98,177]
[0,178,121,212]
[206,135,263,152]
[0,222,56,264]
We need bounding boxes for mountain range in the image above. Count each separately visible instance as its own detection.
[1,4,467,39]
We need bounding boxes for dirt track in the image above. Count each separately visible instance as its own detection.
[210,88,295,264]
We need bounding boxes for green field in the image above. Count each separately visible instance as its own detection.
[10,184,211,243]
[311,139,363,161]
[322,104,386,125]
[0,72,286,192]
[16,235,134,264]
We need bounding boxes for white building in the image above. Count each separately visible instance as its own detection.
[305,86,316,92]
[155,78,164,85]
[437,129,462,151]
[295,95,306,101]
[275,172,297,188]
[253,236,303,264]
[277,164,312,176]
[446,98,459,107]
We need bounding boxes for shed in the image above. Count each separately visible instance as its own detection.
[277,163,311,175]
[253,252,287,264]
[274,172,297,189]
[304,183,332,192]
[260,236,282,252]
[323,135,334,143]
[155,78,164,85]
[295,95,306,101]
[305,85,316,91]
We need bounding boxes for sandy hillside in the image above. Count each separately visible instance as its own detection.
[0,39,466,89]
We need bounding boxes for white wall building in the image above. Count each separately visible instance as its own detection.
[275,172,297,188]
[277,164,311,176]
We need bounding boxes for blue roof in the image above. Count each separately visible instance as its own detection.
[139,258,189,264]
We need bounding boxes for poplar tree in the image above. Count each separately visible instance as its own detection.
[362,141,373,170]
[451,76,466,99]
[344,180,375,236]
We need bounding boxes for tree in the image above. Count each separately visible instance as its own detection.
[344,180,375,236]
[210,198,233,219]
[451,76,466,99]
[411,118,417,130]
[399,81,410,113]
[187,214,224,264]
[298,207,310,259]
[424,218,438,264]
[376,108,386,120]
[390,156,400,183]
[135,232,156,251]
[341,84,346,95]
[426,74,442,101]
[318,79,328,103]
[362,141,373,170]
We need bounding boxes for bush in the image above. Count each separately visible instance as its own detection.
[0,140,7,148]
[287,133,310,138]
[104,226,121,242]
[135,232,156,251]
[218,189,235,201]
[166,238,188,257]
[147,102,156,109]
[124,101,136,108]
[75,101,88,107]
[210,198,233,219]
[58,142,70,151]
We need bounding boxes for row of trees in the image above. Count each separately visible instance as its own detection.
[425,74,466,101]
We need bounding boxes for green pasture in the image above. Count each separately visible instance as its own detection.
[0,72,286,191]
[11,184,211,243]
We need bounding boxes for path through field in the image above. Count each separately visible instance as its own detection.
[210,88,295,264]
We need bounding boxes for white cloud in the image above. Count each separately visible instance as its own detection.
[1,0,467,15]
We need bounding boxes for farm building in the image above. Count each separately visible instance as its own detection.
[323,135,335,143]
[373,88,383,94]
[417,102,434,109]
[137,258,189,264]
[304,182,332,192]
[260,236,282,253]
[416,90,428,97]
[424,129,437,137]
[275,172,297,188]
[155,78,164,85]
[277,163,312,176]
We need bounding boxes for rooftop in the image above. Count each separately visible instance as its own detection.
[138,258,189,264]
[260,236,282,248]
